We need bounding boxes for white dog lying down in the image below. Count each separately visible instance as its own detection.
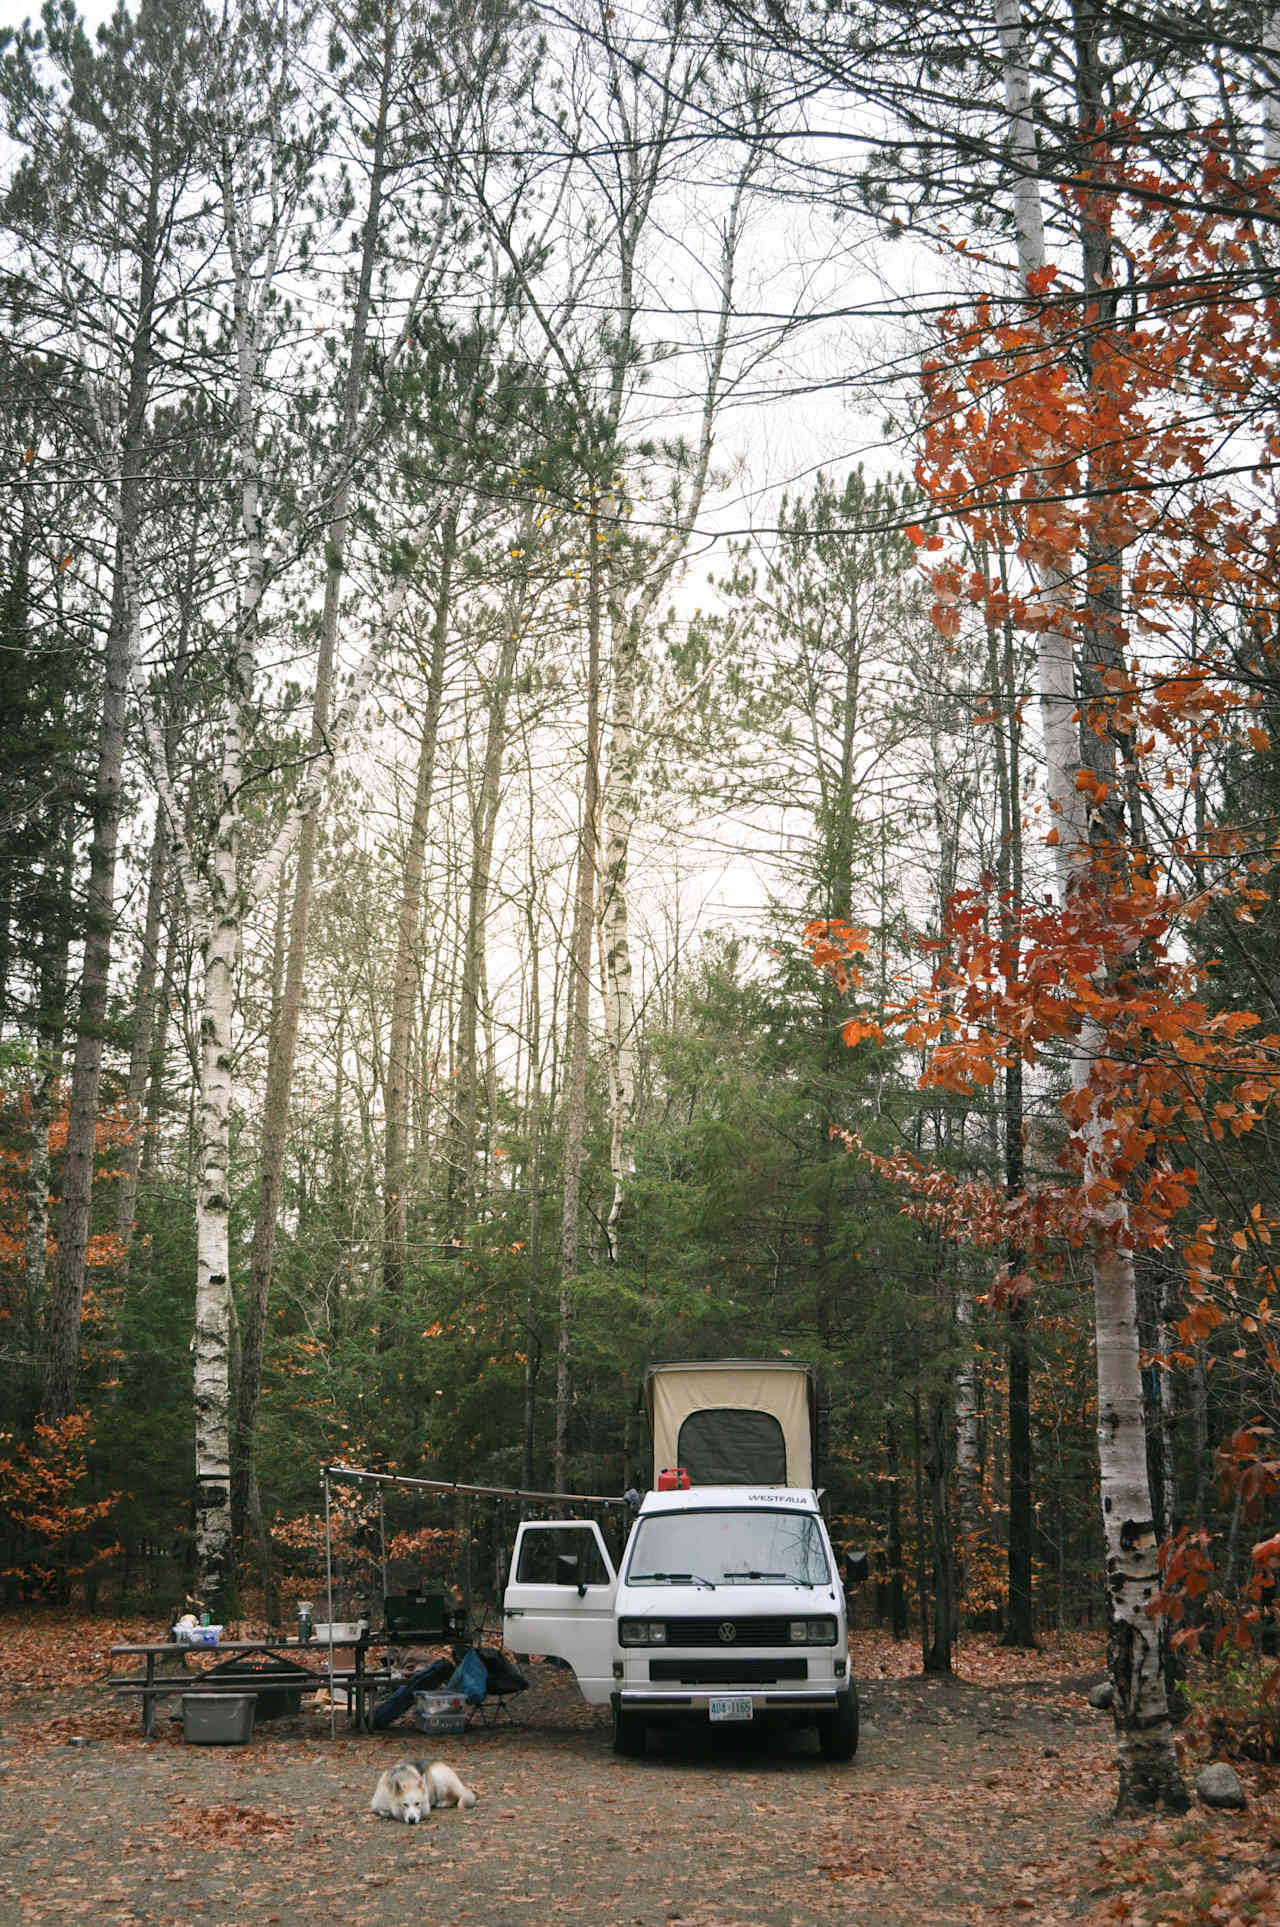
[371,1760,478,1825]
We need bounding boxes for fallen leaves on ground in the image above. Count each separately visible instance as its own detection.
[1082,1787,1280,1927]
[165,1794,298,1845]
[3,1613,1274,1925]
[848,1624,1104,1686]
[0,1608,158,1687]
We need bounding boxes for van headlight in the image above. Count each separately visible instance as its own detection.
[789,1617,837,1644]
[619,1619,667,1645]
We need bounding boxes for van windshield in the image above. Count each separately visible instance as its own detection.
[627,1509,830,1587]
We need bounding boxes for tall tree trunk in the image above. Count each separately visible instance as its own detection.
[1004,1293,1035,1646]
[986,593,1035,1648]
[954,1287,982,1614]
[116,827,167,1257]
[884,1404,908,1639]
[521,764,545,1489]
[555,534,603,1491]
[597,169,749,1262]
[382,521,456,1305]
[117,605,193,1258]
[138,880,180,1190]
[993,0,1185,1810]
[912,1382,929,1666]
[924,1382,955,1674]
[43,155,162,1423]
[600,591,639,1265]
[446,607,522,1239]
[25,821,74,1358]
[234,16,395,1549]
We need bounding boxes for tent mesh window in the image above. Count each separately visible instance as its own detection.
[677,1409,787,1485]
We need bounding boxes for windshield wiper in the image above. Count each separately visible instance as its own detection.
[630,1570,717,1590]
[726,1569,819,1586]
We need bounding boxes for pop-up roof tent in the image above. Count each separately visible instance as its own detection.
[643,1359,818,1489]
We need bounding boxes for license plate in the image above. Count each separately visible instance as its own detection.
[709,1695,753,1722]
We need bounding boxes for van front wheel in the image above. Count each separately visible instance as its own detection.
[612,1705,646,1757]
[818,1686,859,1762]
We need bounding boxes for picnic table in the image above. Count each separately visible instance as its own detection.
[107,1633,395,1737]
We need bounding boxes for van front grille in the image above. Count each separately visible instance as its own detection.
[647,1658,808,1685]
[663,1617,796,1647]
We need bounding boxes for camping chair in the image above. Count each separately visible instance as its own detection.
[465,1645,530,1726]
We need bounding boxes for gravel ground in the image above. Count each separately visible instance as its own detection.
[0,1634,1126,1927]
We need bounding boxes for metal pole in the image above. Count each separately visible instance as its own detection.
[379,1487,388,1613]
[323,1466,336,1739]
[323,1462,624,1508]
[461,1492,474,1641]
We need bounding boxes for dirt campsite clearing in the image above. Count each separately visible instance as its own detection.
[2,1619,1278,1927]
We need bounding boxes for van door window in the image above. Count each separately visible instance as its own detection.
[515,1525,610,1586]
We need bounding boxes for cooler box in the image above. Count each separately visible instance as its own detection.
[384,1592,448,1637]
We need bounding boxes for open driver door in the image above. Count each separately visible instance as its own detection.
[502,1520,617,1704]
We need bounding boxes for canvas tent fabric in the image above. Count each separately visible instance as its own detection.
[644,1361,815,1487]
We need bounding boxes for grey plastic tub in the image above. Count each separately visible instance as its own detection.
[181,1692,256,1744]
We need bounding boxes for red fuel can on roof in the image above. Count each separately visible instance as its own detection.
[656,1466,691,1490]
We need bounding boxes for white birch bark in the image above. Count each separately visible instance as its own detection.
[992,0,1185,1811]
[954,1287,983,1584]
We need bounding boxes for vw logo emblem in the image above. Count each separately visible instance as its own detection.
[717,1621,737,1643]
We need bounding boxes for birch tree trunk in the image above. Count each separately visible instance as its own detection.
[993,0,1185,1812]
[953,1285,983,1613]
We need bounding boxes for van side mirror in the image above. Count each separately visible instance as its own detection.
[843,1549,870,1588]
[556,1552,587,1596]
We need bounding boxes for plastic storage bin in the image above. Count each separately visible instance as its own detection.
[412,1690,468,1735]
[181,1692,256,1744]
[172,1623,223,1646]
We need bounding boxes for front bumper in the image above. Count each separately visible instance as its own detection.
[613,1684,843,1718]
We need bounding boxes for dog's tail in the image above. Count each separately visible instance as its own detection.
[456,1784,477,1811]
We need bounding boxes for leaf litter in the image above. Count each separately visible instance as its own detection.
[1,1615,1277,1924]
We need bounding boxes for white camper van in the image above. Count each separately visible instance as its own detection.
[502,1360,859,1760]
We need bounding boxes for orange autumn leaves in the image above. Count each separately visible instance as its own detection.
[805,884,1280,1279]
[912,143,1280,772]
[803,136,1280,1312]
